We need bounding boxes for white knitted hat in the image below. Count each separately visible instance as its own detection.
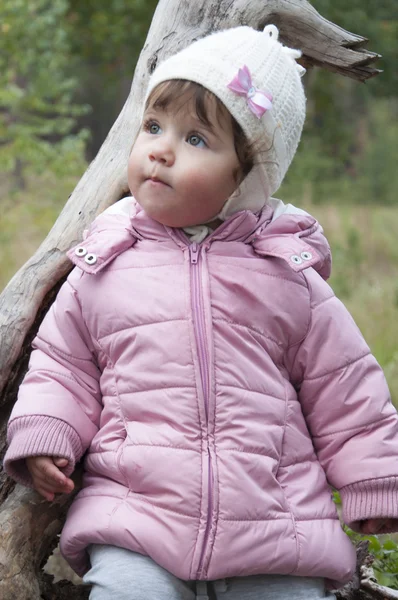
[146,25,306,219]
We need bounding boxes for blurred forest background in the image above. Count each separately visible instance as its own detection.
[1,0,397,400]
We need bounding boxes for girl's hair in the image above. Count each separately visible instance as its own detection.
[145,80,255,182]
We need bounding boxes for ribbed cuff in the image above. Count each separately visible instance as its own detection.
[340,477,398,531]
[4,415,83,487]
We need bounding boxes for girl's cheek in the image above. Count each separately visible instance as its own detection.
[127,161,138,193]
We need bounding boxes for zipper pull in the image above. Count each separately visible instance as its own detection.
[189,242,199,264]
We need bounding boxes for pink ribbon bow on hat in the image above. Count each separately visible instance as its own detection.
[227,65,273,119]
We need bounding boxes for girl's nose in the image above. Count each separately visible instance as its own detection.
[149,139,175,166]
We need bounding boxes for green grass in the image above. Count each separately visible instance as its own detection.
[308,204,398,406]
[0,171,84,288]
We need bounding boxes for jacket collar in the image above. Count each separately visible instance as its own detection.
[129,201,273,246]
[68,198,331,280]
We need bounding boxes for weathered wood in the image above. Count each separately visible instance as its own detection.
[0,0,381,402]
[0,481,80,599]
[361,569,398,599]
[0,1,385,598]
[40,573,90,600]
[261,0,381,81]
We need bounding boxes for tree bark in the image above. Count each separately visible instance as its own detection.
[0,1,385,598]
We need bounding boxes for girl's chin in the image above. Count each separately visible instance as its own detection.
[140,208,186,228]
[148,215,208,229]
[136,198,221,229]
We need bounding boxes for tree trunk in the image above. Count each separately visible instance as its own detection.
[0,1,385,598]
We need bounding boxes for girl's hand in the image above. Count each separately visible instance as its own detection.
[359,518,398,535]
[26,456,74,501]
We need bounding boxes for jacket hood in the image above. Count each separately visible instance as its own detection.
[252,208,332,280]
[68,197,331,280]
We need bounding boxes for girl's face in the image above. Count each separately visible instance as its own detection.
[128,92,240,228]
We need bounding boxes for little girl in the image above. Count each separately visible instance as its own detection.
[5,24,398,600]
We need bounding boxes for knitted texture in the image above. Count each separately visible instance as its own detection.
[146,25,306,210]
[5,415,82,486]
[340,477,398,531]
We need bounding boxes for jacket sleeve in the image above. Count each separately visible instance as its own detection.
[286,268,398,531]
[4,268,102,487]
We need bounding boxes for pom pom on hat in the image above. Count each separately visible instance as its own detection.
[146,24,307,218]
[263,24,279,38]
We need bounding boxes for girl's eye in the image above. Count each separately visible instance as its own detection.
[144,120,161,135]
[188,134,206,148]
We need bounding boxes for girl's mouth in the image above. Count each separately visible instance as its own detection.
[148,177,170,188]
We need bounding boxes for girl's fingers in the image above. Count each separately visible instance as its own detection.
[53,457,69,468]
[37,460,68,484]
[34,472,74,493]
[33,478,74,499]
[27,457,62,481]
[361,519,390,534]
[27,457,74,499]
[34,477,73,494]
[35,482,57,494]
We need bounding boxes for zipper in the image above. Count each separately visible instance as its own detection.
[189,242,214,578]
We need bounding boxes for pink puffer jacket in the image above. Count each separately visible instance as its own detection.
[5,199,398,587]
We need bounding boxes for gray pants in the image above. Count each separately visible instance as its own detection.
[83,545,335,600]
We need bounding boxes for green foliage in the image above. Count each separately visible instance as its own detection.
[369,538,398,589]
[354,99,398,204]
[1,1,397,589]
[0,0,90,181]
[348,529,398,590]
[280,97,398,206]
[64,0,158,154]
[0,170,86,288]
[67,0,158,73]
[305,204,398,406]
[279,0,398,207]
[3,0,394,201]
[333,491,398,589]
[312,0,397,96]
